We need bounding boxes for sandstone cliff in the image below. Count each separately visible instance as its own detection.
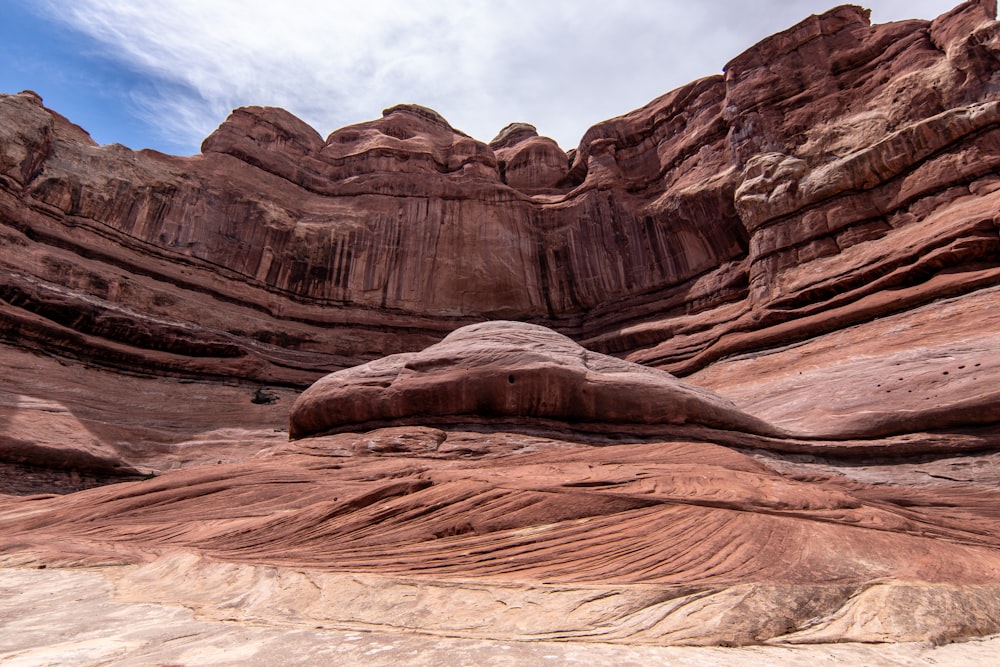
[2,1,1000,654]
[2,2,996,387]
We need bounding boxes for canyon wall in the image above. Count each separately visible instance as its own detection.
[4,2,1000,653]
[2,2,997,389]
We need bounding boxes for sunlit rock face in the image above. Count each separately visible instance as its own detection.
[3,1,1000,653]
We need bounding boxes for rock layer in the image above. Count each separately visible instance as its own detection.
[289,321,780,439]
[1,0,1000,652]
[5,427,1000,645]
[2,2,997,391]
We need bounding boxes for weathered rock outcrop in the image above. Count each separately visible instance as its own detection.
[3,3,999,392]
[2,0,1000,654]
[490,122,569,190]
[6,422,1000,645]
[289,321,780,438]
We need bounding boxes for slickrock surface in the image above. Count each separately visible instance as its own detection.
[5,322,1000,645]
[2,0,1000,659]
[6,568,1000,667]
[289,321,781,438]
[5,425,1000,645]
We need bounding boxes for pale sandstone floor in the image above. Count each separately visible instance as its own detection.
[1,567,997,667]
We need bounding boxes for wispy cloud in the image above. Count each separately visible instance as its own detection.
[44,0,962,152]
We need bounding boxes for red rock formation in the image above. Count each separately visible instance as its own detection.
[5,424,1000,644]
[490,122,569,191]
[2,1,1000,650]
[288,321,781,438]
[3,3,998,389]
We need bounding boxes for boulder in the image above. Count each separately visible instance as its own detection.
[289,321,779,438]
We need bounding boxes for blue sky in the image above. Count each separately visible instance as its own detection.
[0,2,193,153]
[1,1,968,156]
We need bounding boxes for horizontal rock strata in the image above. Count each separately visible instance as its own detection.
[2,0,1000,651]
[1,2,997,390]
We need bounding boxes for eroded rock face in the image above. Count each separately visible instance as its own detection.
[3,1,1000,652]
[289,321,780,438]
[2,3,998,391]
[490,122,569,190]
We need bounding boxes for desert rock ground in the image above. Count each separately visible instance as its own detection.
[4,566,1000,666]
[3,2,1000,663]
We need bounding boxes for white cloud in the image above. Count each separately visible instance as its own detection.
[47,0,964,152]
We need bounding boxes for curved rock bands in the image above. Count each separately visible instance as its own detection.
[290,320,1000,445]
[5,428,1000,645]
[635,265,1000,378]
[289,322,781,439]
[735,112,1000,315]
[3,3,1000,653]
[735,102,1000,233]
[12,440,1000,573]
[0,187,466,385]
[112,553,1000,646]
